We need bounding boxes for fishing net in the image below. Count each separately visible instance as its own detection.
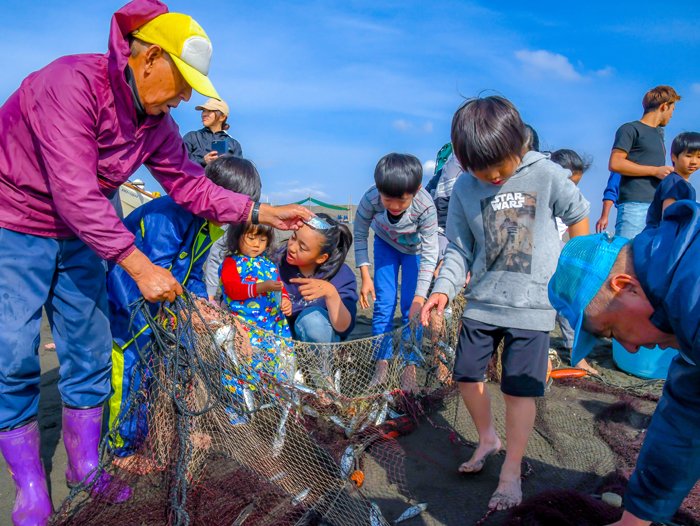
[46,289,700,526]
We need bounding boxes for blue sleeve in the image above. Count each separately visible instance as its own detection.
[228,138,243,158]
[186,252,210,300]
[603,172,621,205]
[140,205,194,270]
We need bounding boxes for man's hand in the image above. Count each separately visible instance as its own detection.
[420,293,449,326]
[289,278,337,302]
[256,204,311,231]
[204,151,218,165]
[119,249,183,302]
[654,166,674,179]
[257,280,284,294]
[596,214,609,233]
[408,296,426,321]
[281,296,292,316]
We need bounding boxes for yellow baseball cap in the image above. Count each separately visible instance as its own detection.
[131,12,219,100]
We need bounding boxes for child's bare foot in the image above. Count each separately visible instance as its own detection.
[575,358,599,375]
[488,475,522,510]
[400,365,419,394]
[458,436,501,473]
[368,359,389,388]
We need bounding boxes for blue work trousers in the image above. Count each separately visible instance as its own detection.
[625,354,700,521]
[0,229,112,429]
[372,237,422,361]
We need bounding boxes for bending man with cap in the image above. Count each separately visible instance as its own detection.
[0,1,309,524]
[549,200,700,526]
[184,97,242,166]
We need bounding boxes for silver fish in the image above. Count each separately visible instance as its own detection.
[329,415,345,429]
[269,471,285,482]
[225,342,239,368]
[334,369,341,390]
[340,445,355,478]
[345,415,360,438]
[383,391,395,404]
[292,488,310,506]
[232,500,257,526]
[375,401,388,426]
[387,408,403,420]
[443,306,453,323]
[359,404,379,433]
[293,369,305,384]
[292,383,319,396]
[302,405,319,418]
[304,215,332,230]
[437,341,455,359]
[370,502,384,526]
[272,404,290,457]
[243,388,255,412]
[393,503,427,524]
[436,353,451,367]
[410,345,428,366]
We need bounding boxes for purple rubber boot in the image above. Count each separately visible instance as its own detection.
[0,421,53,526]
[63,406,131,503]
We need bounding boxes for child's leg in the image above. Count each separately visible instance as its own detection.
[489,327,549,510]
[370,238,400,386]
[453,319,503,472]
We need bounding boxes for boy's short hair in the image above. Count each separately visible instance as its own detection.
[205,156,262,201]
[550,149,593,175]
[374,153,423,198]
[671,132,700,158]
[451,96,526,173]
[642,85,681,114]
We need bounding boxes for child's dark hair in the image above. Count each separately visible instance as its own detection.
[550,149,593,175]
[279,213,352,280]
[451,96,526,172]
[374,153,423,198]
[205,156,262,201]
[671,132,700,158]
[226,223,275,258]
[524,124,540,152]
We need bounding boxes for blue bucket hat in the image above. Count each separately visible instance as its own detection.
[548,233,629,365]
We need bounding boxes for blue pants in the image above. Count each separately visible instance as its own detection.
[615,201,650,239]
[372,237,422,361]
[625,355,700,521]
[294,307,340,379]
[0,229,112,429]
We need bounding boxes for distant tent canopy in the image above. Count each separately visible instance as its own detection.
[292,197,348,211]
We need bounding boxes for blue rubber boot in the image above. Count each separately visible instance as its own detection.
[0,421,53,526]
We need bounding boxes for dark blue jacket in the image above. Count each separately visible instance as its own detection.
[278,256,359,340]
[633,200,700,365]
[602,172,621,206]
[183,127,243,167]
[107,196,220,349]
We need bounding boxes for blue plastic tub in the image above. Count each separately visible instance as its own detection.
[612,340,678,380]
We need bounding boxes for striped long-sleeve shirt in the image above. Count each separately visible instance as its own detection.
[354,185,439,298]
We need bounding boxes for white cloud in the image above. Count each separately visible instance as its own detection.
[595,66,616,78]
[393,119,414,132]
[271,187,332,204]
[423,121,434,134]
[423,160,436,176]
[276,180,300,186]
[515,49,582,81]
[692,83,700,94]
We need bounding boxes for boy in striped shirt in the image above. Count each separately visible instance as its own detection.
[354,153,439,390]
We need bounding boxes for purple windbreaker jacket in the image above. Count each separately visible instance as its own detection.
[0,0,252,263]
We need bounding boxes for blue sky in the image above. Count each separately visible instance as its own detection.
[1,0,699,225]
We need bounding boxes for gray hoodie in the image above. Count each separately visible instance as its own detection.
[433,151,590,332]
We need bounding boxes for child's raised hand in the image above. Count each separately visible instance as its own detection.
[420,293,449,327]
[281,297,293,316]
[257,280,284,294]
[290,278,336,301]
[359,277,375,310]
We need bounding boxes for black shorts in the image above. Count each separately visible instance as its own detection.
[453,318,550,397]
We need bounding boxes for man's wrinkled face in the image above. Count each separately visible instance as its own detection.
[129,45,193,115]
[582,275,680,353]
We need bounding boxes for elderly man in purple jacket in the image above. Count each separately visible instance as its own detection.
[0,1,309,523]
